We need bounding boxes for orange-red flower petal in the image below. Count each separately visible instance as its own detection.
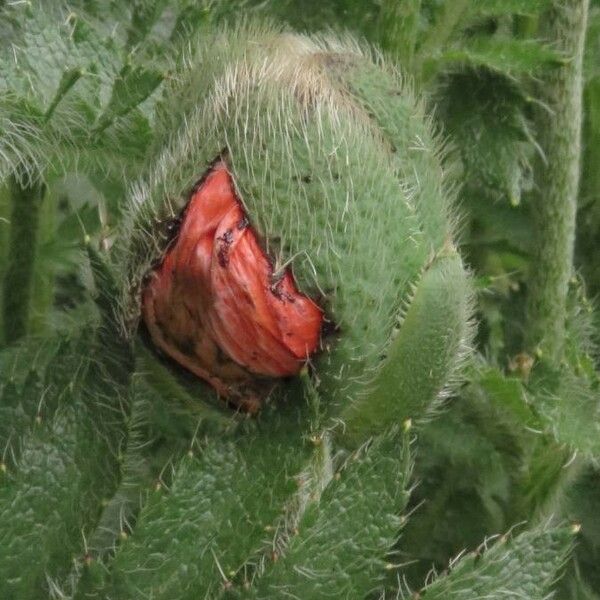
[141,160,323,410]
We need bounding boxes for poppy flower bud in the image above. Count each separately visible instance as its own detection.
[117,25,471,420]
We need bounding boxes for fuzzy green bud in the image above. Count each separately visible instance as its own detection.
[115,24,471,424]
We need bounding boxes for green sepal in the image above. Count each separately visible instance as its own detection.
[340,249,472,445]
[243,429,412,599]
[418,524,576,599]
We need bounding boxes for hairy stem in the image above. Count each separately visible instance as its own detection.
[2,173,46,344]
[525,0,589,362]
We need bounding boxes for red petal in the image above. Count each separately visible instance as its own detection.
[141,160,323,407]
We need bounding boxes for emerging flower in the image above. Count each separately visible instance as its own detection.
[114,28,470,428]
[142,159,323,411]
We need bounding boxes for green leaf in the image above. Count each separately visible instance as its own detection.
[474,0,551,16]
[559,468,600,598]
[127,0,169,48]
[98,394,313,599]
[94,63,163,133]
[0,328,132,598]
[170,2,212,43]
[0,1,172,185]
[0,331,93,467]
[398,383,527,584]
[529,363,600,459]
[0,411,89,598]
[418,524,576,599]
[436,69,534,206]
[432,37,564,76]
[246,430,412,599]
[476,366,537,428]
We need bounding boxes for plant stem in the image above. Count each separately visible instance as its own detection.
[2,173,46,344]
[525,0,589,362]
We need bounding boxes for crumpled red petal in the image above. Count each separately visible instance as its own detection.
[141,160,323,410]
